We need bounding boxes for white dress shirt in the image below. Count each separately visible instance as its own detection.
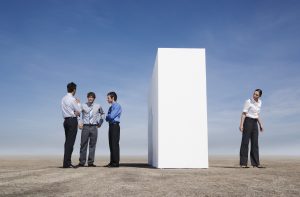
[61,93,81,118]
[79,103,104,125]
[243,98,262,119]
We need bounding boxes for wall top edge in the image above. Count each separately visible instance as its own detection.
[157,48,205,50]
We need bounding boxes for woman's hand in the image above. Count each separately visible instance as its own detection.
[259,125,264,132]
[257,118,264,132]
[239,125,244,132]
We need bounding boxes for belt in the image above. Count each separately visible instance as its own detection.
[64,117,77,120]
[83,124,97,126]
[109,122,120,125]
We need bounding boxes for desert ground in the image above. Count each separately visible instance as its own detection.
[0,156,299,197]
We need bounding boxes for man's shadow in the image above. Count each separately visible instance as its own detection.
[210,165,247,169]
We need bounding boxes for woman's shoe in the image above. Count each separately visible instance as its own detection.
[240,165,249,168]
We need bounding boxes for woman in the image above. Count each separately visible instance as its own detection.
[239,89,264,168]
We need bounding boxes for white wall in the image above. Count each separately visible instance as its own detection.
[148,48,208,168]
[148,55,158,167]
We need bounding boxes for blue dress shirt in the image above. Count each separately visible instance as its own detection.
[106,102,122,123]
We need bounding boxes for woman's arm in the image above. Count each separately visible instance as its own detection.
[240,100,250,132]
[239,112,247,132]
[257,118,264,132]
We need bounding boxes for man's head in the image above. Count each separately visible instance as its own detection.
[87,92,96,103]
[67,82,77,95]
[107,91,117,104]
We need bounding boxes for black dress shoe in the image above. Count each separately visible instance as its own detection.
[76,163,85,167]
[88,164,97,167]
[104,163,112,167]
[253,165,266,168]
[63,164,78,169]
[108,164,119,168]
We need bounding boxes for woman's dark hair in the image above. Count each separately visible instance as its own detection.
[255,89,263,97]
[67,82,77,93]
[107,91,117,101]
[87,92,96,98]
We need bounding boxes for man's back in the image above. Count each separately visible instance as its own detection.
[61,93,79,118]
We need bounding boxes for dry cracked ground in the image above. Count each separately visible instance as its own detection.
[0,156,299,197]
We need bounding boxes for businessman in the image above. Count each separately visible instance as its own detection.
[61,82,81,168]
[105,92,122,168]
[77,92,104,167]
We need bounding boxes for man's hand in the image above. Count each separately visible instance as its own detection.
[79,124,83,129]
[75,111,80,116]
[75,98,80,103]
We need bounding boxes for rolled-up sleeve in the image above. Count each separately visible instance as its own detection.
[72,100,81,113]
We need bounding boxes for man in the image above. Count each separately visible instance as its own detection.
[77,92,104,167]
[61,82,81,168]
[105,92,122,168]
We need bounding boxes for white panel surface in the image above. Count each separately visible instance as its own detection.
[148,48,208,168]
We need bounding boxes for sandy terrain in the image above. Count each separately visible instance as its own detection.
[0,156,299,197]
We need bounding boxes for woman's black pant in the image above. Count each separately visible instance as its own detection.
[240,117,260,166]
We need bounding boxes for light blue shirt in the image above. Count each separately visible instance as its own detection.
[79,102,104,125]
[106,102,122,123]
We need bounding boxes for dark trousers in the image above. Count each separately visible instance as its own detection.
[240,117,260,166]
[79,125,98,165]
[109,123,120,165]
[63,117,78,167]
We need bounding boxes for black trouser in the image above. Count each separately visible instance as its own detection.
[108,123,120,165]
[63,117,78,167]
[79,125,98,165]
[240,117,260,166]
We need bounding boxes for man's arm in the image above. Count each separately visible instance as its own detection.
[97,106,105,127]
[72,98,81,116]
[106,104,121,122]
[78,113,83,129]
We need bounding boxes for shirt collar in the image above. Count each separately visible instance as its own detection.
[251,98,261,104]
[86,102,94,107]
[111,102,118,107]
[67,93,74,97]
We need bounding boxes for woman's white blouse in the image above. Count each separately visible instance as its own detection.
[243,98,262,119]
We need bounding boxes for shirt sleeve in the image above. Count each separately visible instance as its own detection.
[71,99,82,113]
[243,100,250,113]
[99,106,104,115]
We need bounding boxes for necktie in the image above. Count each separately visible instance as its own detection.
[88,104,93,124]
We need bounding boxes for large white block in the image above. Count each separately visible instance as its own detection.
[148,48,208,168]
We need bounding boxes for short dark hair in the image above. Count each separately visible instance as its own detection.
[255,89,263,97]
[67,82,77,93]
[87,92,96,98]
[107,91,117,101]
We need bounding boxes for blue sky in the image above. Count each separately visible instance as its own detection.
[0,0,299,156]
